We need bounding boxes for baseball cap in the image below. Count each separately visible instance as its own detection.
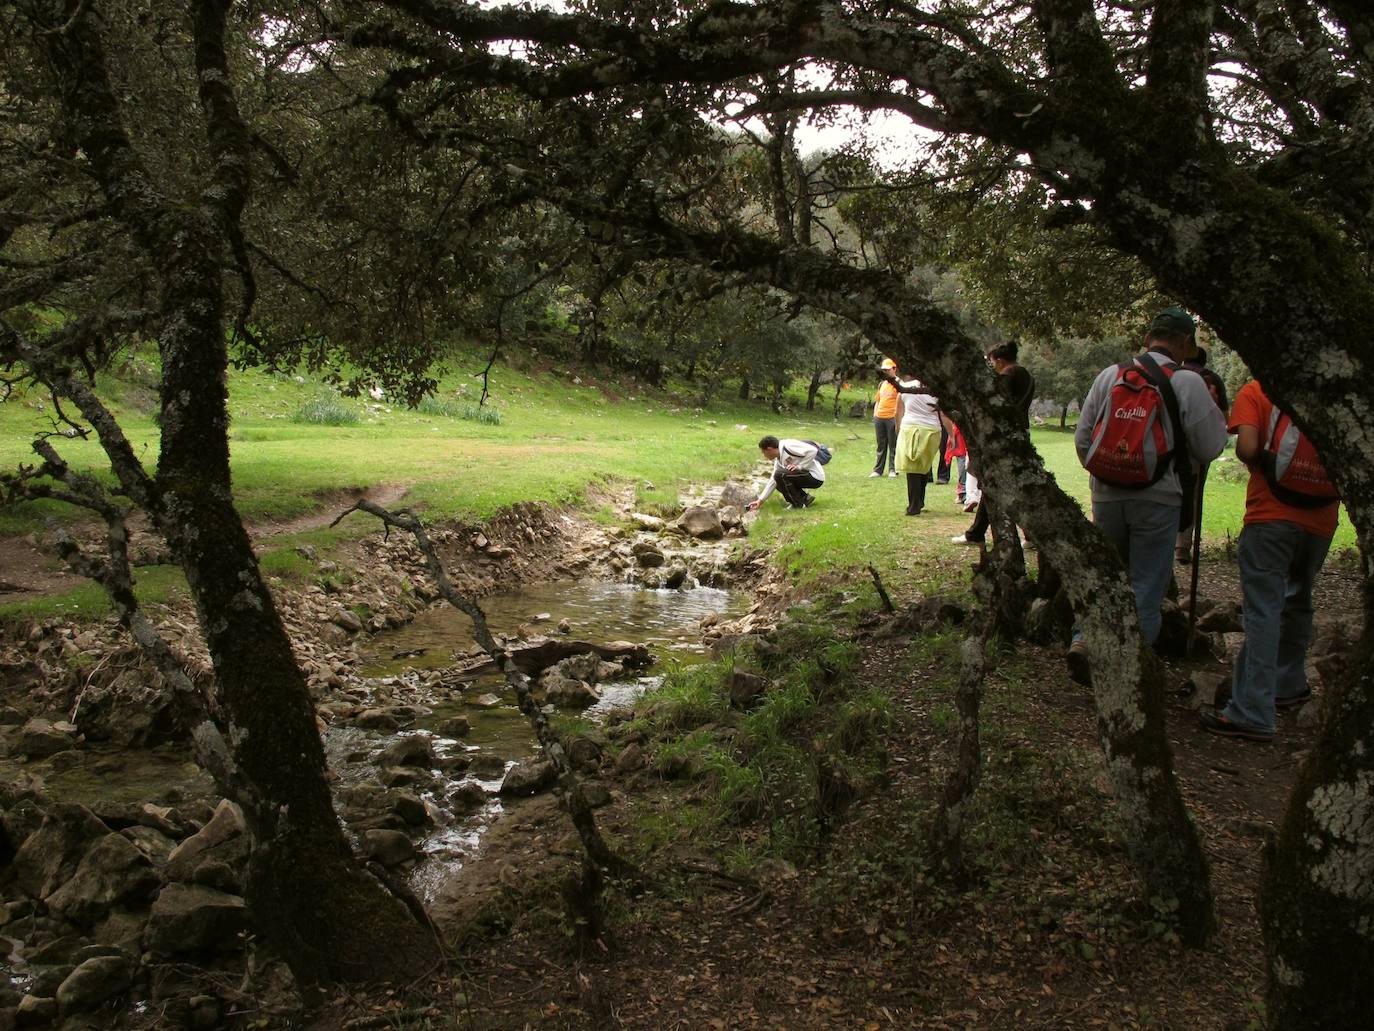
[1149,306,1196,337]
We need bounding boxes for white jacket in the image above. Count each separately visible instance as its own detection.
[756,438,826,503]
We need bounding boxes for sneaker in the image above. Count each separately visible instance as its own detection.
[888,470,898,477]
[799,493,815,507]
[949,534,979,545]
[1198,708,1273,741]
[936,477,950,485]
[1276,689,1313,711]
[869,471,882,478]
[963,499,979,513]
[1065,641,1091,685]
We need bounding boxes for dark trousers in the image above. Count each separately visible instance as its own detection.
[873,417,897,473]
[905,473,928,514]
[774,470,822,506]
[936,424,951,483]
[965,497,992,541]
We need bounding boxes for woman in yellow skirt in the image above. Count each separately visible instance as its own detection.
[893,376,942,515]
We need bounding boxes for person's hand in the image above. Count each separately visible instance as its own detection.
[746,500,760,512]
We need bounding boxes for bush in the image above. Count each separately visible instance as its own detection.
[416,394,503,425]
[291,391,359,426]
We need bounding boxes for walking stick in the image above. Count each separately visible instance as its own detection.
[1187,464,1209,652]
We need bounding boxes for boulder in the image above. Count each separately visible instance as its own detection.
[16,995,57,1026]
[565,736,604,773]
[19,719,77,759]
[362,830,416,867]
[70,669,180,747]
[662,560,689,590]
[437,716,470,738]
[469,694,504,709]
[353,708,401,732]
[629,512,665,532]
[729,670,770,710]
[14,804,110,900]
[448,782,488,813]
[542,675,599,709]
[165,799,247,885]
[1182,671,1231,710]
[718,483,755,511]
[377,766,429,789]
[56,955,131,1015]
[46,833,160,928]
[499,759,557,797]
[614,743,646,774]
[632,545,666,569]
[120,825,178,867]
[145,884,250,956]
[376,735,434,768]
[1195,600,1243,634]
[677,506,724,540]
[330,609,364,633]
[718,505,743,529]
[388,793,430,827]
[578,781,612,809]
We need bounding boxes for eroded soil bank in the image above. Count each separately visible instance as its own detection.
[0,483,785,1026]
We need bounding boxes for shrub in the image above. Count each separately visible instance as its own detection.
[291,391,359,426]
[416,394,503,425]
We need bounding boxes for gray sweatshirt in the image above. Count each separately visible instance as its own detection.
[756,438,826,504]
[1075,352,1228,506]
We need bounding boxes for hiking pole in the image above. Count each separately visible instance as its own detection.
[1187,464,1208,652]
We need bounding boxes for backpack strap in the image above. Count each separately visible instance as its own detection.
[1135,353,1189,469]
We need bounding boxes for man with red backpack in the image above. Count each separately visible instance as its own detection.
[1199,382,1340,741]
[1067,307,1228,682]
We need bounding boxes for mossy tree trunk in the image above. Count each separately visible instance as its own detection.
[31,0,438,984]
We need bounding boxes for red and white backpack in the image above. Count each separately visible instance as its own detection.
[1260,406,1339,508]
[1083,354,1184,488]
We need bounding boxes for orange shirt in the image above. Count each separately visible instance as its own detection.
[1228,380,1339,538]
[873,380,898,419]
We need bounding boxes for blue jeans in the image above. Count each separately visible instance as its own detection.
[1223,521,1330,734]
[1091,499,1180,645]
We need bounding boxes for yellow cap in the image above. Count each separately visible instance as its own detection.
[880,357,897,369]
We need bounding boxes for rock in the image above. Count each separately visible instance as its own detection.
[578,781,612,808]
[632,543,666,568]
[718,483,755,511]
[91,908,149,957]
[1183,671,1230,710]
[449,782,488,813]
[56,955,131,1014]
[437,716,470,738]
[469,755,507,778]
[120,826,177,868]
[542,676,599,709]
[1221,631,1246,664]
[46,833,160,928]
[1195,600,1243,634]
[663,561,689,590]
[14,804,111,900]
[629,512,665,531]
[362,830,416,867]
[16,995,57,1026]
[165,799,247,885]
[469,693,504,709]
[19,718,77,759]
[677,506,724,540]
[72,669,180,747]
[145,884,250,956]
[388,793,430,827]
[729,670,770,709]
[718,505,743,529]
[499,759,557,797]
[330,609,364,633]
[557,618,571,634]
[614,743,646,774]
[353,708,402,731]
[376,735,434,768]
[566,736,604,772]
[1297,697,1325,729]
[377,766,428,789]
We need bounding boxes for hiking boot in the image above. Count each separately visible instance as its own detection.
[1198,708,1273,742]
[1276,689,1313,711]
[1065,641,1091,685]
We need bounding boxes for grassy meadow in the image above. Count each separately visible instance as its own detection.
[0,348,1356,620]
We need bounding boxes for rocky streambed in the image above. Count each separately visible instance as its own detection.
[0,484,780,1025]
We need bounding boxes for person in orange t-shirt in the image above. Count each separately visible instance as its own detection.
[871,358,900,477]
[1199,380,1339,742]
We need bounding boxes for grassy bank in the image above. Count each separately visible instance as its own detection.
[1,351,1356,620]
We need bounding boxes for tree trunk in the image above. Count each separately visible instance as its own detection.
[40,1,437,984]
[738,377,750,400]
[1060,403,1068,429]
[1259,590,1374,1030]
[806,370,821,410]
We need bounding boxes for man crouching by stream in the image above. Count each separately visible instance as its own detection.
[747,436,826,512]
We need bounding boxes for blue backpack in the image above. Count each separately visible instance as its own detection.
[803,440,833,465]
